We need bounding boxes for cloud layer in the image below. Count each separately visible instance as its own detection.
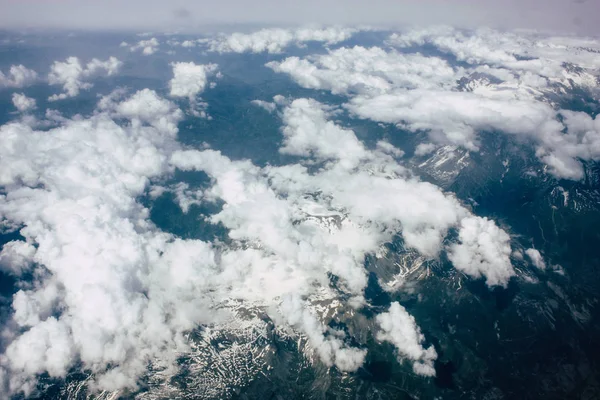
[11,93,36,113]
[0,84,518,397]
[269,27,600,180]
[376,302,437,376]
[5,24,593,398]
[0,89,186,394]
[48,56,122,101]
[127,38,160,55]
[169,62,219,117]
[202,27,356,54]
[0,65,38,89]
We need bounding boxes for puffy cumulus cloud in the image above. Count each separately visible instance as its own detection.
[170,148,372,296]
[251,99,277,113]
[110,88,182,130]
[541,110,600,180]
[85,56,122,76]
[0,85,518,396]
[0,89,199,395]
[148,181,208,214]
[348,93,600,179]
[270,28,600,181]
[0,65,38,89]
[268,46,461,95]
[448,217,514,288]
[388,26,600,79]
[11,93,36,112]
[280,98,368,168]
[281,295,366,372]
[180,39,198,48]
[169,62,219,117]
[389,26,526,65]
[376,140,404,157]
[0,240,36,276]
[202,26,356,54]
[526,248,546,270]
[376,302,437,376]
[168,98,516,385]
[130,37,159,55]
[415,143,437,156]
[0,91,373,396]
[169,63,218,96]
[346,89,562,152]
[48,56,123,101]
[169,146,376,376]
[4,317,76,379]
[172,98,514,286]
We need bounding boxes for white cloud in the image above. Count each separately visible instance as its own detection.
[526,248,546,270]
[130,37,159,55]
[85,56,122,76]
[4,317,76,381]
[388,27,600,78]
[281,295,366,372]
[169,62,218,98]
[0,65,38,89]
[167,98,516,393]
[346,92,600,179]
[415,143,437,156]
[0,240,36,276]
[0,87,518,396]
[345,89,562,152]
[542,110,600,180]
[203,26,357,54]
[47,57,91,101]
[180,40,198,48]
[173,98,514,286]
[111,88,183,134]
[0,91,376,396]
[448,216,514,288]
[171,182,204,213]
[251,99,277,113]
[169,62,218,117]
[376,140,404,157]
[376,302,437,376]
[0,89,193,395]
[11,93,36,112]
[269,28,600,180]
[268,46,461,95]
[280,98,368,168]
[48,56,123,101]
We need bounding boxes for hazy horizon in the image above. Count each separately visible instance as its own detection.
[0,0,598,35]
